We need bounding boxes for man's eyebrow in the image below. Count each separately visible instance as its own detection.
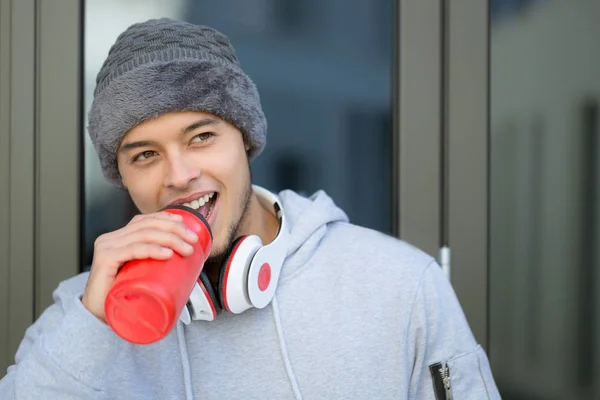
[181,118,221,135]
[119,140,155,153]
[119,118,221,153]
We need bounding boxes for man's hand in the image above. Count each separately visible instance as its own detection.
[81,211,199,322]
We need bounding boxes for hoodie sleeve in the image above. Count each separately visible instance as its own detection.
[406,262,502,400]
[0,281,125,400]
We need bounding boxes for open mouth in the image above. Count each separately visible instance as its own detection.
[180,192,218,220]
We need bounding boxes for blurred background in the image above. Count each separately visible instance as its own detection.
[490,1,600,399]
[1,0,600,399]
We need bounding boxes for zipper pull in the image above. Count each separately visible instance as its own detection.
[439,363,453,400]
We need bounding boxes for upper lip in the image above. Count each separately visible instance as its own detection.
[169,191,217,206]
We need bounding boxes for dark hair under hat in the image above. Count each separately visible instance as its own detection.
[88,18,267,187]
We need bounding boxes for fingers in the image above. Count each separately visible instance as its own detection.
[94,212,199,262]
[113,242,175,265]
[132,211,183,223]
[109,212,198,246]
[116,228,196,257]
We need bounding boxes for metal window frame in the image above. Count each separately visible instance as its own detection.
[396,0,490,350]
[0,0,82,376]
[395,0,442,258]
[34,0,82,318]
[0,0,37,377]
[445,0,490,350]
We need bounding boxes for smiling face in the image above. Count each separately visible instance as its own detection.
[117,111,254,261]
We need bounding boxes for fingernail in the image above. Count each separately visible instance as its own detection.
[183,243,194,252]
[187,229,198,241]
[161,247,173,256]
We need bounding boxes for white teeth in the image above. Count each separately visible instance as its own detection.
[180,192,215,210]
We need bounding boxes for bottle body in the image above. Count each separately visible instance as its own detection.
[105,206,212,344]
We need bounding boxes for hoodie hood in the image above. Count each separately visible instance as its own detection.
[275,189,349,282]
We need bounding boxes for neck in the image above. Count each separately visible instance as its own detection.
[238,191,279,246]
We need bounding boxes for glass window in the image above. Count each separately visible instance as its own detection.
[490,0,600,398]
[83,0,394,267]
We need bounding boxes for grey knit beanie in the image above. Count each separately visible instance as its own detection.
[88,18,267,187]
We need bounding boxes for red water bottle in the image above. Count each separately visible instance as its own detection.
[104,206,212,344]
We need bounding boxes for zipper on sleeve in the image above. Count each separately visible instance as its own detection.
[429,361,453,400]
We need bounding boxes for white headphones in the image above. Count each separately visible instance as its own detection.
[180,185,289,323]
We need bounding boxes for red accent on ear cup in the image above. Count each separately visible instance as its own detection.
[218,237,246,312]
[246,243,285,309]
[198,272,220,319]
[257,263,271,292]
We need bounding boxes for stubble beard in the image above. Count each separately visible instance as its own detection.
[203,175,253,273]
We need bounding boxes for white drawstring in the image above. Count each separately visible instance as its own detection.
[272,296,303,400]
[177,322,194,400]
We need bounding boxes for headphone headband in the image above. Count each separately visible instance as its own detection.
[251,184,288,246]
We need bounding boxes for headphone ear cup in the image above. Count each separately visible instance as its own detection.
[186,271,220,322]
[218,236,246,312]
[218,235,262,314]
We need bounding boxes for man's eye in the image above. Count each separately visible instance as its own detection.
[133,150,156,162]
[191,132,213,143]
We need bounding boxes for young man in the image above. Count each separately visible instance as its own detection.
[0,18,500,399]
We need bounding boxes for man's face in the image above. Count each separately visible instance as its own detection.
[117,111,253,260]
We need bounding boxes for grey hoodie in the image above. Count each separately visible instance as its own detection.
[0,189,501,399]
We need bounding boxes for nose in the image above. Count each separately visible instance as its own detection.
[163,153,201,189]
